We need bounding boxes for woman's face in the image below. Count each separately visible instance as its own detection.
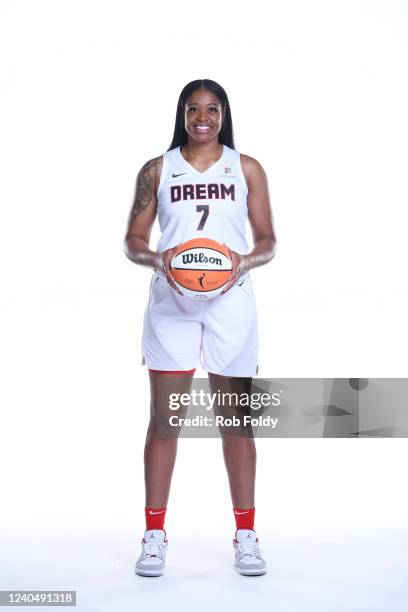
[184,89,224,143]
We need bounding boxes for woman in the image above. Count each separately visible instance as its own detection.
[124,79,277,577]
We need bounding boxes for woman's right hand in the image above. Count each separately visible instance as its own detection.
[155,245,183,295]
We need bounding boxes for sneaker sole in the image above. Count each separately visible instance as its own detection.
[235,565,267,576]
[135,567,164,577]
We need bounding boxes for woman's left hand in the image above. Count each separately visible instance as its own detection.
[221,244,249,294]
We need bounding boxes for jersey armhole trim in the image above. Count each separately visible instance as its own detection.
[236,151,249,196]
[157,153,169,198]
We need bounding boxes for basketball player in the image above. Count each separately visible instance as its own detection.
[124,79,277,576]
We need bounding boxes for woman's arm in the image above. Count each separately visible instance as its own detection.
[124,155,183,294]
[124,156,163,268]
[222,154,277,293]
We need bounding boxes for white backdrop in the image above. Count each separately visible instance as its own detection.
[1,0,408,604]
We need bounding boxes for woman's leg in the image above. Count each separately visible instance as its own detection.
[144,370,194,508]
[206,374,267,575]
[208,372,256,509]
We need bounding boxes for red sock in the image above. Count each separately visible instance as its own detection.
[145,507,167,531]
[233,507,255,531]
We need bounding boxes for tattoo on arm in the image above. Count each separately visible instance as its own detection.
[130,156,162,220]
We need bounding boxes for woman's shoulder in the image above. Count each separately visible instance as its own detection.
[238,153,267,186]
[139,154,164,173]
[138,155,164,190]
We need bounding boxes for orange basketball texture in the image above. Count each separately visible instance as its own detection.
[170,238,233,293]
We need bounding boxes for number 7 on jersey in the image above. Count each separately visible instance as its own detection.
[196,204,209,230]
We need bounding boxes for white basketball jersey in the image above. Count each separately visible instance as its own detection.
[155,144,250,262]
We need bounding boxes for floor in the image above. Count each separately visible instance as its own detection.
[1,527,407,611]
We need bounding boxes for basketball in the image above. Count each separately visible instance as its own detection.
[170,238,233,300]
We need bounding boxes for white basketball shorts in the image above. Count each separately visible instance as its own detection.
[141,272,259,377]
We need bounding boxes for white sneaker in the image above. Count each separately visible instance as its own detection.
[233,529,267,576]
[135,529,168,577]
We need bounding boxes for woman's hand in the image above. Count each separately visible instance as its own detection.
[221,244,249,294]
[155,245,183,295]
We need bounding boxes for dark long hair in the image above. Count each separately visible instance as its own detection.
[167,79,235,151]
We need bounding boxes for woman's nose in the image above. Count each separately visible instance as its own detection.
[197,110,209,122]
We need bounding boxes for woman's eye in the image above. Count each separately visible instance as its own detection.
[187,106,218,113]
